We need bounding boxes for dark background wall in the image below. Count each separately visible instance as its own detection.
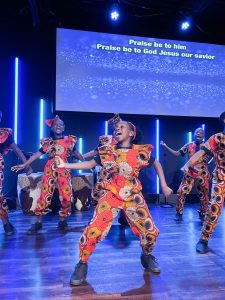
[0,4,224,196]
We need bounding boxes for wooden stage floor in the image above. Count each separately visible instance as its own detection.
[1,203,225,300]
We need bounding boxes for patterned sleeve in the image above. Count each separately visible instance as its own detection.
[69,135,77,144]
[93,135,107,151]
[200,134,216,156]
[0,130,14,154]
[99,135,113,146]
[134,144,154,166]
[97,145,115,166]
[39,138,50,154]
[68,135,78,152]
[179,143,189,156]
[93,144,106,166]
[0,128,13,144]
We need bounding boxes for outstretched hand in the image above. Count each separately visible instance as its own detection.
[160,140,166,147]
[162,185,173,197]
[11,164,26,172]
[55,156,65,168]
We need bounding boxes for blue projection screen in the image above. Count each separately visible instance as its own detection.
[56,28,225,117]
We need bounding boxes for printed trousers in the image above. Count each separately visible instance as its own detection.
[35,163,73,218]
[176,174,209,215]
[201,175,225,241]
[79,190,159,262]
[0,155,8,220]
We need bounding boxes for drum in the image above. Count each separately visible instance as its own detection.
[72,173,94,211]
[17,172,43,214]
[17,172,94,214]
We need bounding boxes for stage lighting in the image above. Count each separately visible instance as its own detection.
[78,137,83,174]
[202,123,205,141]
[110,3,119,21]
[39,99,45,140]
[202,123,205,132]
[181,20,191,31]
[104,121,108,135]
[39,98,45,158]
[156,119,159,194]
[111,10,119,21]
[188,131,192,143]
[14,57,19,144]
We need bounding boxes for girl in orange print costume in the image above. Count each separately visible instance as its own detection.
[83,113,162,227]
[12,115,83,234]
[161,127,210,222]
[55,116,172,286]
[182,112,225,254]
[0,110,32,235]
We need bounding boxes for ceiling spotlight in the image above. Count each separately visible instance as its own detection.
[181,20,191,31]
[111,10,119,21]
[110,3,120,21]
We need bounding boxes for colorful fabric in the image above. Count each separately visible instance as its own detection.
[0,155,8,219]
[179,141,210,177]
[0,128,13,155]
[176,141,210,214]
[99,135,117,146]
[92,144,153,202]
[79,143,159,262]
[201,175,225,241]
[200,132,225,241]
[107,113,122,127]
[45,115,62,127]
[0,129,13,219]
[201,132,225,180]
[94,135,117,151]
[39,135,77,159]
[0,128,12,144]
[176,173,209,215]
[79,190,159,262]
[35,135,77,217]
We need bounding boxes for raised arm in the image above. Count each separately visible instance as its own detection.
[11,151,42,172]
[160,140,181,157]
[55,156,97,170]
[153,160,173,197]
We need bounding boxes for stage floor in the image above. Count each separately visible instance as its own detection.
[1,203,225,300]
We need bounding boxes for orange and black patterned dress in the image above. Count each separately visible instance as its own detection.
[176,141,210,215]
[79,143,159,262]
[35,135,77,217]
[0,128,14,219]
[200,132,225,241]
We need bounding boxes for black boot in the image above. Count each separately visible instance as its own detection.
[58,220,72,231]
[174,212,183,222]
[3,222,14,236]
[27,222,42,235]
[196,239,208,254]
[70,261,88,286]
[118,212,129,227]
[141,253,160,274]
